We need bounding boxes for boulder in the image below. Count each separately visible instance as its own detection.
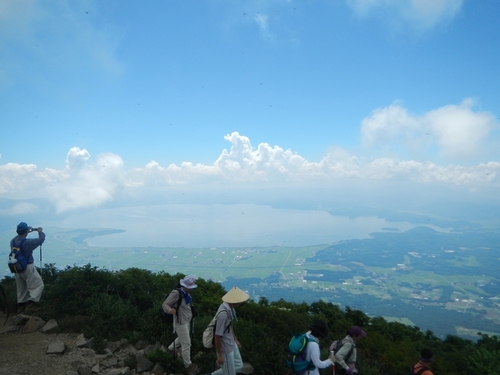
[47,340,66,354]
[40,318,60,333]
[21,316,46,333]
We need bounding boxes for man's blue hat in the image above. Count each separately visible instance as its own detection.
[17,222,29,231]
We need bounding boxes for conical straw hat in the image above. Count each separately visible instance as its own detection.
[222,287,250,303]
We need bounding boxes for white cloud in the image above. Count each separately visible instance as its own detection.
[345,0,464,30]
[425,99,495,159]
[46,149,126,213]
[1,108,500,214]
[65,147,91,170]
[130,130,500,188]
[0,162,41,195]
[361,99,498,161]
[0,202,39,216]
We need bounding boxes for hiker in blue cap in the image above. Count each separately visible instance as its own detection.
[10,222,46,314]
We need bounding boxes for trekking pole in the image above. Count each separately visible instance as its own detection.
[39,244,43,270]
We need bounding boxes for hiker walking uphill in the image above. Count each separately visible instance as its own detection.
[332,326,366,375]
[163,275,198,369]
[9,222,45,314]
[204,286,250,375]
[409,349,434,375]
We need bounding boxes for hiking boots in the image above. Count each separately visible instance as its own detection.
[24,301,41,314]
[16,303,26,314]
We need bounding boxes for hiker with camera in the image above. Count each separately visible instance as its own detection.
[9,222,45,314]
[163,275,198,369]
[332,326,366,375]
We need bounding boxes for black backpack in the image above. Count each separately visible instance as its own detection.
[330,338,354,372]
[159,288,183,323]
[8,239,27,273]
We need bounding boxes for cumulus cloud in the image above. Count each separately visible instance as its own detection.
[361,99,498,161]
[45,148,126,213]
[1,105,500,214]
[345,0,464,30]
[0,148,127,213]
[131,130,500,188]
[0,162,42,195]
[425,99,495,159]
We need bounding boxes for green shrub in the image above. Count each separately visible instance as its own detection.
[2,264,498,375]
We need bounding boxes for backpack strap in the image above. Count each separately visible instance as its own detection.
[174,288,183,323]
[175,288,183,309]
[337,339,355,362]
[345,341,355,363]
[305,336,317,371]
[215,309,231,333]
[12,238,26,251]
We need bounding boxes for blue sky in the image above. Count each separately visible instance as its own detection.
[1,0,499,247]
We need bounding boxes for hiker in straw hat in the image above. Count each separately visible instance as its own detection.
[204,286,250,375]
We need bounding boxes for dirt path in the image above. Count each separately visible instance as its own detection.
[0,313,91,375]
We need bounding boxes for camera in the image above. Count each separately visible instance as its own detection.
[29,227,38,232]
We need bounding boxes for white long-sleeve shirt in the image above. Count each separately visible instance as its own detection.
[304,331,334,375]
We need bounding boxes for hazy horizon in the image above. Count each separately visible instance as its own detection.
[2,1,500,246]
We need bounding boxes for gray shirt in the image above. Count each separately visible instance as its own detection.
[214,302,235,354]
[335,335,357,370]
[162,288,193,324]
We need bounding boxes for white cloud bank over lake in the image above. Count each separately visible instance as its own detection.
[1,99,499,247]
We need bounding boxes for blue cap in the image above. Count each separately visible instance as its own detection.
[17,222,29,231]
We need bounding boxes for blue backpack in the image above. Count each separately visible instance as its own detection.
[8,239,28,273]
[286,333,316,374]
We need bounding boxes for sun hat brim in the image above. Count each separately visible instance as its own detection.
[222,287,250,303]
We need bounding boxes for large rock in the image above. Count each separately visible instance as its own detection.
[240,362,254,374]
[13,313,30,326]
[21,316,46,333]
[151,362,166,375]
[76,333,93,348]
[77,365,92,375]
[47,340,66,354]
[134,339,149,350]
[0,323,19,334]
[40,318,60,333]
[136,353,153,373]
[107,340,121,353]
